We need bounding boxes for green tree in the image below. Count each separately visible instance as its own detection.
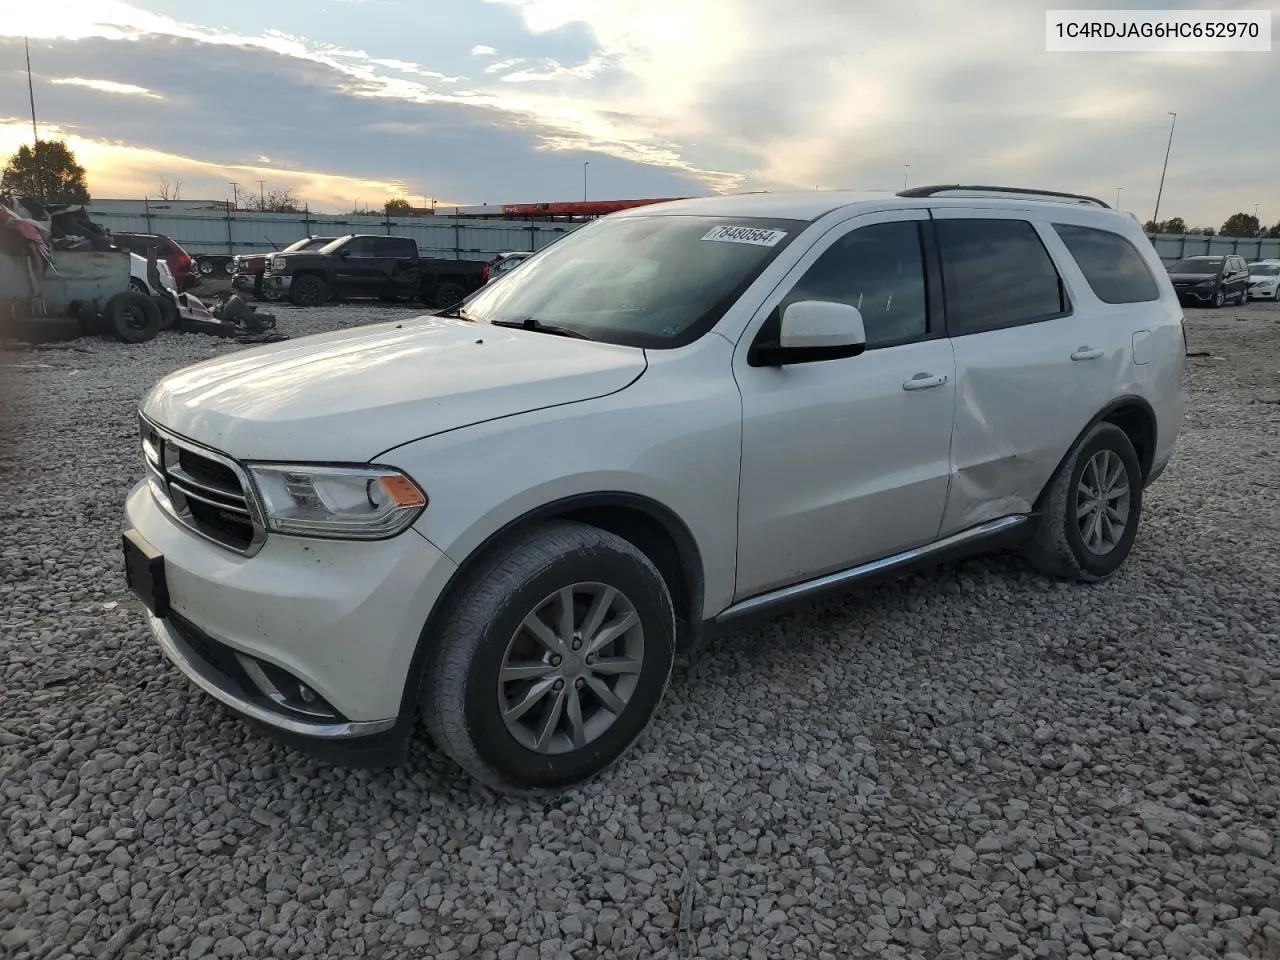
[1220,212,1261,238]
[1,139,90,204]
[1267,221,1280,239]
[1144,217,1187,234]
[384,197,414,216]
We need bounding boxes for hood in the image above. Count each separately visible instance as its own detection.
[1168,272,1217,282]
[140,315,647,461]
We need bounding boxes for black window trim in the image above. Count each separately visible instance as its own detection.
[749,216,943,357]
[929,214,1074,339]
[1050,221,1161,306]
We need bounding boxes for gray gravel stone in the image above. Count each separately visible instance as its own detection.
[2,302,1280,959]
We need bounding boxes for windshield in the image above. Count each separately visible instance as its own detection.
[1249,263,1279,276]
[1171,257,1222,273]
[284,236,330,253]
[459,215,805,348]
[318,236,354,255]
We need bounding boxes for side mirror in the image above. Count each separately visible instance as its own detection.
[749,300,868,367]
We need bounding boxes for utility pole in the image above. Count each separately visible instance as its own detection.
[258,180,267,210]
[25,37,41,197]
[229,182,240,209]
[583,161,590,202]
[1150,111,1177,233]
[903,164,910,190]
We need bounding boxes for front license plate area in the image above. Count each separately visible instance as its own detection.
[123,529,170,618]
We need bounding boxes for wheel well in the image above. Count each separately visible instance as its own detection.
[1102,401,1155,480]
[1033,398,1158,512]
[398,496,705,720]
[558,504,700,646]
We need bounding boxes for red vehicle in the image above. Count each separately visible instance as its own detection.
[109,232,202,292]
[232,236,335,301]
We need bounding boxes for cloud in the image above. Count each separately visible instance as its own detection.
[3,0,1279,224]
[50,77,162,98]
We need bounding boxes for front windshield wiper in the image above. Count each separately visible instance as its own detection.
[490,317,594,341]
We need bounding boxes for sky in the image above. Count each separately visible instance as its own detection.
[1,0,1277,223]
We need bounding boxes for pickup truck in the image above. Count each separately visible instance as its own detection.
[232,236,335,301]
[261,234,485,308]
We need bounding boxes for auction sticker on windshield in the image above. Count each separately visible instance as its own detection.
[701,225,788,246]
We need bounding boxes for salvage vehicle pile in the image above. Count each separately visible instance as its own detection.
[0,195,284,347]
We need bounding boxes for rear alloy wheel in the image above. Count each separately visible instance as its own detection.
[289,274,328,307]
[423,521,676,794]
[1024,422,1143,582]
[1211,287,1226,308]
[103,291,162,343]
[1274,286,1280,303]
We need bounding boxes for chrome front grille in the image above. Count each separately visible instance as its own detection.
[141,416,266,555]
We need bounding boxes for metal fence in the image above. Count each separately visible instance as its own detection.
[1149,233,1280,265]
[83,205,583,261]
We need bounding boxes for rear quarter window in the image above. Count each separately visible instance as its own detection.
[1052,224,1160,304]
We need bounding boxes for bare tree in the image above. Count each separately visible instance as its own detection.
[246,186,301,213]
[156,177,183,201]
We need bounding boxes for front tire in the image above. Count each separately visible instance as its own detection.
[289,274,328,307]
[1024,422,1143,582]
[1211,287,1226,308]
[422,521,676,794]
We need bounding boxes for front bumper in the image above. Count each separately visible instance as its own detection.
[1174,286,1217,303]
[124,480,458,735]
[1248,284,1278,299]
[264,274,292,293]
[231,273,259,292]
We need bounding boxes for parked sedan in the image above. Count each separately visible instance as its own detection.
[1167,255,1250,308]
[1247,260,1280,301]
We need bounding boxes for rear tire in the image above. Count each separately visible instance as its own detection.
[435,282,466,309]
[1024,422,1143,582]
[1236,285,1248,305]
[104,291,161,343]
[289,274,328,307]
[422,521,676,794]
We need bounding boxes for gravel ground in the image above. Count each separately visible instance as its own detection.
[2,300,1279,960]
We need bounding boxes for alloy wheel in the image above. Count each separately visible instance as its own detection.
[498,582,644,755]
[1076,449,1131,556]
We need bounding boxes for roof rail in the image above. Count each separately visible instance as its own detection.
[897,184,1111,208]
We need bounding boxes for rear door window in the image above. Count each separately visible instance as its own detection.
[344,237,379,257]
[936,219,1069,335]
[1052,224,1160,304]
[375,237,417,258]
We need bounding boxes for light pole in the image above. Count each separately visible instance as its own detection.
[229,182,239,209]
[903,164,910,190]
[258,179,267,210]
[583,161,590,202]
[1150,111,1176,232]
[1115,186,1122,210]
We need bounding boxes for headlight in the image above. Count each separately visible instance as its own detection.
[247,464,427,539]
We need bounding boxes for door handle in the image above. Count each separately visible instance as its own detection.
[1071,347,1104,361]
[902,373,948,391]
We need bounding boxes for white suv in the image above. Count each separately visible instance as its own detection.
[122,185,1186,793]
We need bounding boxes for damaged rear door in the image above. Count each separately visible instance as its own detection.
[933,210,1118,535]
